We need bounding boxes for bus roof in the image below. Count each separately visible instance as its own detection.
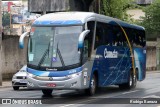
[33,12,145,31]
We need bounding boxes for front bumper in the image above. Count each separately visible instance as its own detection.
[12,79,27,87]
[27,73,86,90]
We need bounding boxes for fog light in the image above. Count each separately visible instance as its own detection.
[67,72,82,79]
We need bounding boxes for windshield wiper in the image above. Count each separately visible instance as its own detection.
[57,43,65,67]
[38,42,50,68]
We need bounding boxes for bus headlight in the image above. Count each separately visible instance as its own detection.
[27,72,36,78]
[12,75,16,80]
[67,72,82,79]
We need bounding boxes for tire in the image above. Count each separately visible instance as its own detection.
[85,74,97,96]
[42,89,53,96]
[119,70,137,89]
[13,86,19,90]
[129,72,137,89]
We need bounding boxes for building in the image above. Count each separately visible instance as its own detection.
[2,1,40,36]
[136,0,155,5]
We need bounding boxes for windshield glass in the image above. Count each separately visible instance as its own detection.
[28,26,82,69]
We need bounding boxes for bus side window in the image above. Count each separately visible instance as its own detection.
[94,22,105,49]
[107,25,114,46]
[103,24,110,46]
[139,30,146,47]
[141,31,146,47]
[82,38,89,63]
[87,21,95,57]
[95,29,101,48]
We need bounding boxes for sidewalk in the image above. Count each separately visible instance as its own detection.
[0,81,12,88]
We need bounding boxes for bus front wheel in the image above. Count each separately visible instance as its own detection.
[85,74,97,96]
[42,89,53,96]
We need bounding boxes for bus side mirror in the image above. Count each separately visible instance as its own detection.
[19,32,30,49]
[78,30,90,48]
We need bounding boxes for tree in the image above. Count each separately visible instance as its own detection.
[101,0,133,21]
[2,13,10,27]
[141,0,160,38]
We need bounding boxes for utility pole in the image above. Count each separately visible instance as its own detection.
[0,0,3,86]
[98,0,100,14]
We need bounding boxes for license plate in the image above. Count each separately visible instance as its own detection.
[20,79,27,83]
[47,83,56,87]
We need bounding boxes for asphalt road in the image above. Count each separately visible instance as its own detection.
[0,72,160,107]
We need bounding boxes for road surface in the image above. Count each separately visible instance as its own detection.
[0,72,160,107]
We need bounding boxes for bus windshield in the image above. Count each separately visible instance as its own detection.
[28,26,82,69]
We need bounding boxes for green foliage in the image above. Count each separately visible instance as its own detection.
[100,0,145,25]
[141,0,160,38]
[101,0,132,20]
[2,13,10,27]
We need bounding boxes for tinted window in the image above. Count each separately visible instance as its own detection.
[95,22,110,49]
[126,28,146,48]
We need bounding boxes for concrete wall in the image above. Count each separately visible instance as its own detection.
[146,47,157,70]
[28,0,69,13]
[28,0,94,13]
[2,36,28,80]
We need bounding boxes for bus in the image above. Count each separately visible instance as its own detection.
[19,12,146,96]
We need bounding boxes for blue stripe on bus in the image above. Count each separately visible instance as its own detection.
[27,67,82,77]
[33,20,82,26]
[78,41,83,48]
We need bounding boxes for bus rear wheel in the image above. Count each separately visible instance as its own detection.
[119,71,137,89]
[85,74,97,96]
[42,89,53,96]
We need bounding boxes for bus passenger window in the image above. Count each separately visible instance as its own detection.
[95,34,100,48]
[94,22,104,49]
[82,39,89,63]
[87,21,95,56]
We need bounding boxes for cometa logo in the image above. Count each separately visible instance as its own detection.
[104,48,118,58]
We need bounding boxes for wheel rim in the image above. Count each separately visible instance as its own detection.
[91,76,96,94]
[129,75,132,86]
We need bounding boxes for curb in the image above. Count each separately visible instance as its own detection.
[0,86,12,88]
[146,71,160,73]
[0,81,12,88]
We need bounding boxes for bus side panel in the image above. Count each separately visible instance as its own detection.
[134,48,146,81]
[92,46,131,87]
[81,60,95,89]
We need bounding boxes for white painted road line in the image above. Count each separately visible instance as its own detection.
[59,104,75,107]
[122,90,139,95]
[142,95,160,98]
